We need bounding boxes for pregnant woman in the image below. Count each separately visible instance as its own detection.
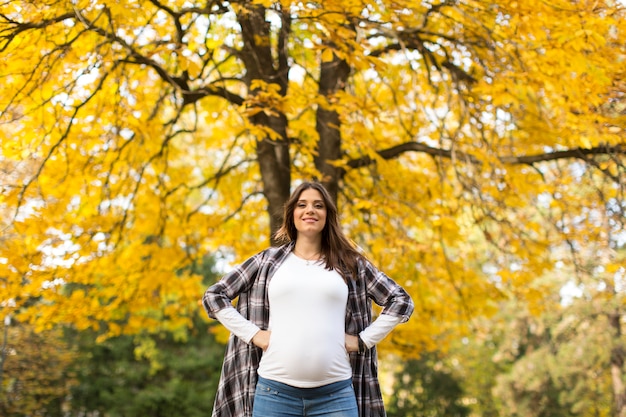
[202,181,414,417]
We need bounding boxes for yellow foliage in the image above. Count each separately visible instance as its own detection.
[322,48,335,63]
[0,0,624,361]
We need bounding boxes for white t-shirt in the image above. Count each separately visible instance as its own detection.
[256,253,352,387]
[215,252,403,387]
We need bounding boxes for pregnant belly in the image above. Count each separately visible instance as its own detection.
[259,333,350,383]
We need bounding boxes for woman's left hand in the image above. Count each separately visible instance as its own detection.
[345,334,360,353]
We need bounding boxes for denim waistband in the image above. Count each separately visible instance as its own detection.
[256,376,352,399]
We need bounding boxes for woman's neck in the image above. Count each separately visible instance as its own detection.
[294,238,322,258]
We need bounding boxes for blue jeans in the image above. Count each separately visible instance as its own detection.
[252,376,359,417]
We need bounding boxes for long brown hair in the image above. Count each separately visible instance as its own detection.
[274,181,363,280]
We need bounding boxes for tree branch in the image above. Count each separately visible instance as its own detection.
[345,141,456,170]
[344,141,626,172]
[0,12,75,52]
[500,145,626,165]
[73,7,244,107]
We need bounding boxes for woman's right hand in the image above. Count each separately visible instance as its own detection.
[252,330,271,351]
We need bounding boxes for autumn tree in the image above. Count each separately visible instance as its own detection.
[0,0,624,377]
[0,320,76,416]
[492,296,617,417]
[446,241,626,417]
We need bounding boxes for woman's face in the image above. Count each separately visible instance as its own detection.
[293,188,327,238]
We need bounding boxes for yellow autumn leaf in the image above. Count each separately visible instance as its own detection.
[322,48,335,63]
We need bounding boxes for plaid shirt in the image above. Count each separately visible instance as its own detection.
[202,242,414,417]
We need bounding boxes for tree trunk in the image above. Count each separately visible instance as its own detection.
[609,310,626,417]
[256,126,291,245]
[315,49,351,205]
[238,5,291,244]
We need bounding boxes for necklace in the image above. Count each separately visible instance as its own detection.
[293,248,321,266]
